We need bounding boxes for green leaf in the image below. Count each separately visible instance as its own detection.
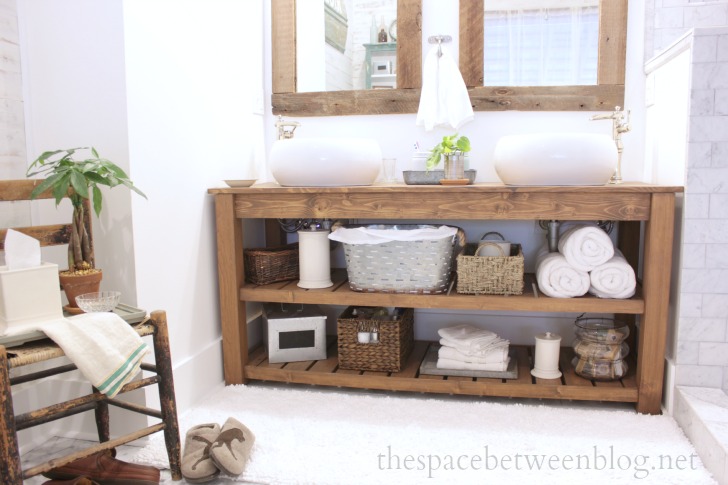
[29,173,64,200]
[456,136,471,153]
[92,185,103,216]
[52,173,71,205]
[70,171,90,199]
[91,147,99,158]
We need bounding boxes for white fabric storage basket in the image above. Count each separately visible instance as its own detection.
[332,225,463,294]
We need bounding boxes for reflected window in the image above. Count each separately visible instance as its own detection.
[484,1,599,86]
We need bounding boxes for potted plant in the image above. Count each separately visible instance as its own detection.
[26,147,146,312]
[426,133,471,181]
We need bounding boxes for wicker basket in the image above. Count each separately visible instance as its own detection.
[244,244,299,285]
[337,307,414,372]
[339,225,465,294]
[456,243,524,295]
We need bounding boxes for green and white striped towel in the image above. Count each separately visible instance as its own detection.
[41,312,149,397]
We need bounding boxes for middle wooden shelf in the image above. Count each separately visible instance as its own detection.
[240,269,644,314]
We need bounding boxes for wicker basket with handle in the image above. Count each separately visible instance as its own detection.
[456,242,524,296]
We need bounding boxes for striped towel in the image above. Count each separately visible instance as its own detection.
[41,312,149,397]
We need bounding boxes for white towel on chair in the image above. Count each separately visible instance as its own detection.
[416,45,474,131]
[40,312,149,397]
[589,249,637,299]
[536,249,590,298]
[558,224,614,272]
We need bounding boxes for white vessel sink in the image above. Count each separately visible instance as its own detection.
[270,138,382,187]
[493,133,617,186]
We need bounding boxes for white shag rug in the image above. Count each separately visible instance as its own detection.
[133,384,715,484]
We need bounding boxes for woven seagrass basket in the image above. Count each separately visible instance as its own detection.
[340,225,465,294]
[337,307,414,372]
[244,244,299,285]
[456,243,524,295]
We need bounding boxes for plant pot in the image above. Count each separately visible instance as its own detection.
[443,153,465,180]
[59,269,103,313]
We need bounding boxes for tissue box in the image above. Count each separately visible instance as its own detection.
[264,303,327,363]
[0,262,63,334]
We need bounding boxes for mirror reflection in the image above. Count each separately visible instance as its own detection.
[484,0,599,86]
[297,0,397,92]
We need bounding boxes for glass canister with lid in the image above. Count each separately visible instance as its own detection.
[571,317,630,381]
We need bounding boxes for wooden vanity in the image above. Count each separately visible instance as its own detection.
[209,183,682,414]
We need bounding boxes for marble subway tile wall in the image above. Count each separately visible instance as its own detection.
[647,0,728,58]
[0,0,26,180]
[674,28,728,390]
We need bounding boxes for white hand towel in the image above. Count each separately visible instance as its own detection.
[438,344,508,364]
[416,45,474,131]
[438,324,500,353]
[40,312,149,397]
[558,224,614,272]
[439,337,509,356]
[536,249,590,298]
[437,357,510,372]
[589,249,636,299]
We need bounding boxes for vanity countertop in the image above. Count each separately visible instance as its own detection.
[208,181,684,194]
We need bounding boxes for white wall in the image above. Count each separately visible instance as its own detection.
[15,0,147,447]
[123,0,265,411]
[13,0,264,450]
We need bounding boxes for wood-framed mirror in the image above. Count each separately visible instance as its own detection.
[271,0,423,117]
[271,0,627,116]
[459,0,627,111]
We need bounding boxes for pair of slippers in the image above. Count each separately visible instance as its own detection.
[181,417,255,483]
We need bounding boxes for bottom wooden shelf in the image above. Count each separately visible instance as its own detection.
[244,339,639,404]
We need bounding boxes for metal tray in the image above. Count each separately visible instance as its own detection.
[0,303,147,348]
[403,169,477,185]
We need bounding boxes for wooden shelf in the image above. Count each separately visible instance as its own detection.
[241,270,644,314]
[245,340,638,403]
[211,184,681,414]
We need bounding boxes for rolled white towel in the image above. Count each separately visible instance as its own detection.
[558,224,614,272]
[589,249,636,299]
[437,357,510,372]
[536,250,590,298]
[438,344,509,364]
[438,324,500,353]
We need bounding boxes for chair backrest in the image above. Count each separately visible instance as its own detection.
[0,180,93,258]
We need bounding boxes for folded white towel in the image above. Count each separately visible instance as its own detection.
[437,357,510,372]
[415,45,474,131]
[558,225,614,272]
[40,312,149,397]
[439,337,509,356]
[438,344,508,364]
[589,249,636,299]
[536,249,590,298]
[438,324,501,353]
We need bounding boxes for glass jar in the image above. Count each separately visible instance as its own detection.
[443,153,465,179]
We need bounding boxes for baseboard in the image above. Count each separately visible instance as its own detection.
[663,357,676,415]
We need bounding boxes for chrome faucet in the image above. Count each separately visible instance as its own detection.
[275,116,300,140]
[590,106,631,184]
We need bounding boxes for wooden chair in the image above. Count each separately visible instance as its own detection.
[0,180,182,483]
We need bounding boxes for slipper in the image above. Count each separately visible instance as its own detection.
[181,423,221,483]
[209,417,255,476]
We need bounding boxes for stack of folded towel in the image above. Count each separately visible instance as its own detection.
[535,224,636,299]
[436,324,510,372]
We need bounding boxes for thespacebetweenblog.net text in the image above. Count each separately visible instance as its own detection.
[377,445,700,479]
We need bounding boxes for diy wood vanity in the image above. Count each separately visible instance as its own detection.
[209,183,682,414]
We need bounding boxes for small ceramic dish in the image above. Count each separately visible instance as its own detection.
[224,180,257,188]
[75,291,121,313]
